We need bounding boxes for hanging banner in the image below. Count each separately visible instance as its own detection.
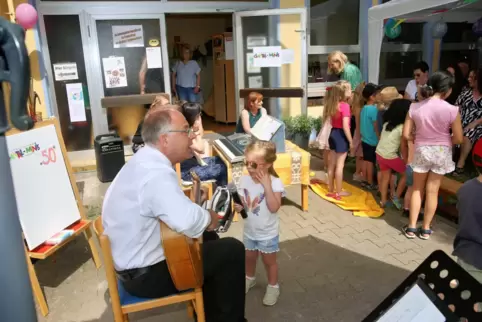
[102,56,128,88]
[112,25,144,48]
[252,46,282,67]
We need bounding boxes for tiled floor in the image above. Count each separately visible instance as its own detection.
[35,158,458,321]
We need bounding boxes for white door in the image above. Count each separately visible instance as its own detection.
[233,8,307,120]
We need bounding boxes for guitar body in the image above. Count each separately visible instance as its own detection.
[160,170,204,291]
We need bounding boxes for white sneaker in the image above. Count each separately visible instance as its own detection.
[245,278,256,294]
[262,285,280,306]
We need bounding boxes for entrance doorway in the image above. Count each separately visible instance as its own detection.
[165,13,236,133]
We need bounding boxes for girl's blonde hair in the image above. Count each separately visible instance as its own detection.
[352,82,366,113]
[323,82,346,119]
[327,51,348,75]
[336,80,351,101]
[245,92,263,110]
[376,87,402,111]
[150,93,170,109]
[245,140,279,178]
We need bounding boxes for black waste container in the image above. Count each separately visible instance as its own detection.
[94,134,125,183]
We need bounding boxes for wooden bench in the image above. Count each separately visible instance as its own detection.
[438,176,463,220]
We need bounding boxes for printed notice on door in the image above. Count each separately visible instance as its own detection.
[252,46,282,67]
[112,25,144,48]
[102,57,128,88]
[65,83,87,123]
[53,63,78,81]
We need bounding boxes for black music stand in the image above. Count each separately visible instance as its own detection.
[363,250,482,321]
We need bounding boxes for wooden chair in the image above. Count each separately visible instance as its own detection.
[92,217,205,322]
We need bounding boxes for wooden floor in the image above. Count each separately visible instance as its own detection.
[203,115,236,133]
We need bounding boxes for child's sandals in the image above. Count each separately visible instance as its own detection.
[402,226,433,240]
[402,225,418,239]
[326,192,342,200]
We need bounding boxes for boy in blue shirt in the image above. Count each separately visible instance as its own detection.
[360,83,380,190]
[453,139,482,283]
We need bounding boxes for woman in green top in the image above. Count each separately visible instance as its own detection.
[236,91,267,134]
[328,50,363,90]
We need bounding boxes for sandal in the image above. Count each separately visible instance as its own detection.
[453,167,464,176]
[419,228,433,240]
[326,192,342,200]
[402,225,418,239]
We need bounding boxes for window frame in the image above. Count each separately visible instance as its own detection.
[306,0,361,98]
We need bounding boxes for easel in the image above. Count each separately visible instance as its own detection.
[7,118,101,316]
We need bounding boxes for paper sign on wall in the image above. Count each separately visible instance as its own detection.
[53,63,78,81]
[282,49,295,64]
[247,36,267,49]
[102,56,128,88]
[225,37,234,61]
[146,47,162,69]
[65,83,87,123]
[253,46,282,67]
[112,25,144,48]
[248,75,263,88]
[246,53,261,74]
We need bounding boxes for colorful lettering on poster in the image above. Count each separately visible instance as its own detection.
[9,142,41,160]
[253,52,280,59]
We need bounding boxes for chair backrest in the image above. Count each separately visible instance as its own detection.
[92,217,123,308]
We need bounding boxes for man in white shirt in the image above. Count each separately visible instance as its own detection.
[102,108,247,322]
[404,61,429,102]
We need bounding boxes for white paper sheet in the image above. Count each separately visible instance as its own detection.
[282,49,295,64]
[146,47,162,69]
[248,75,263,88]
[253,46,282,67]
[102,56,128,88]
[247,36,267,49]
[53,63,78,81]
[377,284,445,322]
[225,36,234,60]
[251,115,282,141]
[65,83,87,123]
[112,25,144,48]
[246,53,261,74]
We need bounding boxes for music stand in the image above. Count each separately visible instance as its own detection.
[363,250,482,322]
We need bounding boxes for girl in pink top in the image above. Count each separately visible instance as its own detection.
[402,71,463,240]
[325,81,353,200]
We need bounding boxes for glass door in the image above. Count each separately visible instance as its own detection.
[42,14,95,152]
[87,14,170,142]
[233,8,307,119]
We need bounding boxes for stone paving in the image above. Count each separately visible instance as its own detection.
[35,157,458,321]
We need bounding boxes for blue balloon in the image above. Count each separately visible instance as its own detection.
[384,18,402,39]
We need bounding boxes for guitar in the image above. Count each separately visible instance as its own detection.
[160,170,203,291]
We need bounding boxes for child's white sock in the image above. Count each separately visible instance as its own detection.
[268,284,279,288]
[246,275,255,280]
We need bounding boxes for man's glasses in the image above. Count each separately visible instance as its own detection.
[168,128,193,136]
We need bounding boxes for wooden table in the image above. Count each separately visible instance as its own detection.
[213,140,311,211]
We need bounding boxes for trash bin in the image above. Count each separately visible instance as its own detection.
[94,134,125,183]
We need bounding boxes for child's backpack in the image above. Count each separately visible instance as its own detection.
[202,186,234,233]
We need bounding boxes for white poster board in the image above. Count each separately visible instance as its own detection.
[102,56,128,88]
[65,83,87,122]
[7,124,81,250]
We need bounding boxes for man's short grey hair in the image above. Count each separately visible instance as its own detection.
[141,109,174,145]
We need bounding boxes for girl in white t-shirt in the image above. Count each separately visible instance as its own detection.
[234,141,285,306]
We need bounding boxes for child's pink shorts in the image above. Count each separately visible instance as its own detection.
[376,154,406,173]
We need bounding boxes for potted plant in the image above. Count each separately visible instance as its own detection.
[311,116,323,134]
[283,116,294,140]
[291,115,312,150]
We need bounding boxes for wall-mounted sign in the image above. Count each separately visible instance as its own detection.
[53,63,78,81]
[252,46,282,67]
[112,25,144,48]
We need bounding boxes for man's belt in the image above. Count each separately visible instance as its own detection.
[116,266,151,282]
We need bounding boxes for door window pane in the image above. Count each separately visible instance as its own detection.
[308,53,360,83]
[96,19,165,97]
[379,51,422,79]
[44,15,93,152]
[443,23,477,43]
[310,0,359,46]
[440,49,478,70]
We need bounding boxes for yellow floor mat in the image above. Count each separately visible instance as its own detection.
[310,179,384,218]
